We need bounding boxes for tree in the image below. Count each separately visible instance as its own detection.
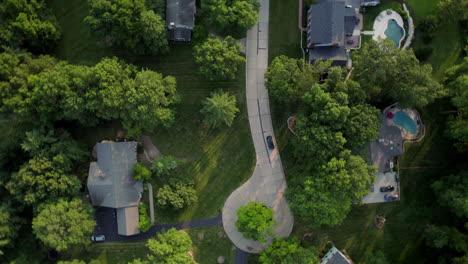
[425,225,468,252]
[323,66,367,105]
[200,90,239,128]
[146,228,194,264]
[6,156,81,206]
[432,171,468,218]
[344,104,381,149]
[265,56,331,103]
[0,203,22,255]
[156,178,197,209]
[151,156,181,177]
[437,0,468,22]
[32,199,96,251]
[133,163,152,182]
[0,0,61,52]
[203,0,259,36]
[259,238,318,264]
[293,85,350,163]
[84,0,168,55]
[193,36,245,80]
[57,260,87,264]
[445,58,468,151]
[287,152,375,227]
[235,201,276,242]
[352,39,445,108]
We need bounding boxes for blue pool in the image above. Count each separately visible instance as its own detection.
[385,19,405,47]
[393,111,416,134]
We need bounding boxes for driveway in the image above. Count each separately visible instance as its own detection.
[221,0,294,254]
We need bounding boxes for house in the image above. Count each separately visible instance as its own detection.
[166,0,196,41]
[87,141,143,236]
[307,0,362,67]
[361,0,380,7]
[321,245,354,264]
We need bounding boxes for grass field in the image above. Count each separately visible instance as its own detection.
[268,0,466,263]
[188,226,237,264]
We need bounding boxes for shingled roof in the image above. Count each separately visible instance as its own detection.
[87,142,143,209]
[307,0,345,46]
[166,0,196,41]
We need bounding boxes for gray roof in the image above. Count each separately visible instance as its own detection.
[309,46,348,66]
[344,8,356,34]
[117,207,140,236]
[166,0,196,41]
[87,142,143,209]
[322,246,354,264]
[307,0,345,46]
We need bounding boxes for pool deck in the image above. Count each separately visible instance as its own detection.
[363,104,423,204]
[372,10,405,47]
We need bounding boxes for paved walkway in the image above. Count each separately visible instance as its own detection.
[401,3,414,50]
[221,0,294,254]
[95,208,222,242]
[146,183,155,224]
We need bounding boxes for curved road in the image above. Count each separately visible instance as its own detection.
[222,0,294,254]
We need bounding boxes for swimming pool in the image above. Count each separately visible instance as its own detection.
[384,19,405,47]
[393,111,416,134]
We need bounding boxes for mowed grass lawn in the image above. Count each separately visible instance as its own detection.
[47,0,251,262]
[188,226,237,264]
[268,0,466,264]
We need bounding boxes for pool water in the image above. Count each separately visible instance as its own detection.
[385,19,405,47]
[393,111,416,134]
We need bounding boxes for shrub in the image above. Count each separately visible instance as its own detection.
[151,156,182,177]
[156,178,197,209]
[133,163,152,182]
[138,202,152,232]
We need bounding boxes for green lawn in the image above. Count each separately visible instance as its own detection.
[188,226,237,264]
[269,0,303,61]
[361,0,399,31]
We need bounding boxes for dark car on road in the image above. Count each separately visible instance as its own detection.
[266,136,275,150]
[380,185,395,192]
[384,194,399,201]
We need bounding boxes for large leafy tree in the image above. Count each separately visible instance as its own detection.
[0,203,22,255]
[287,152,375,227]
[265,56,331,103]
[146,228,194,264]
[203,0,259,36]
[259,238,318,264]
[84,0,168,55]
[437,0,468,22]
[193,36,245,80]
[431,171,468,218]
[235,201,277,242]
[0,0,61,52]
[344,104,381,149]
[445,57,468,151]
[424,225,468,253]
[200,90,239,128]
[32,199,96,251]
[156,178,197,209]
[293,85,350,164]
[352,39,445,108]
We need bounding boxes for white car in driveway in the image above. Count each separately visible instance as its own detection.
[91,235,105,242]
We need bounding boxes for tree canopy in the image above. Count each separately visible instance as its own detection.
[32,199,96,251]
[133,163,152,182]
[265,56,331,103]
[352,39,445,108]
[0,0,61,52]
[259,238,318,264]
[156,178,197,209]
[0,203,22,255]
[84,0,168,55]
[193,36,245,80]
[445,57,468,151]
[0,54,179,134]
[146,228,194,264]
[287,152,375,227]
[151,156,182,177]
[203,0,259,36]
[432,171,468,218]
[235,201,277,242]
[200,90,240,128]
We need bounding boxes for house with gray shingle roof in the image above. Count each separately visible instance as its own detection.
[166,0,196,41]
[321,245,354,264]
[307,0,362,67]
[87,141,143,236]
